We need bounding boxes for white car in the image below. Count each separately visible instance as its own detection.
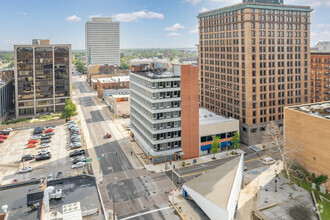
[72,162,86,169]
[39,143,51,148]
[4,128,13,132]
[70,142,82,149]
[71,155,85,162]
[262,157,276,165]
[18,167,32,174]
[38,149,51,155]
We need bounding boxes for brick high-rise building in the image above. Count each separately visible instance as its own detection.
[198,0,313,145]
[311,52,330,103]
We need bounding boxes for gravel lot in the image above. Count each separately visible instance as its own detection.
[0,123,84,185]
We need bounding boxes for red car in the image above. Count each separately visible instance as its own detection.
[28,139,39,144]
[0,135,8,139]
[106,133,112,138]
[44,128,54,133]
[27,144,37,148]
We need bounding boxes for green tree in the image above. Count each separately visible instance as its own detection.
[74,60,87,74]
[61,99,77,119]
[7,60,14,68]
[231,131,240,154]
[211,135,220,159]
[120,62,129,70]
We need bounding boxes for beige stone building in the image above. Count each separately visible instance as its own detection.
[284,102,330,191]
[198,0,313,145]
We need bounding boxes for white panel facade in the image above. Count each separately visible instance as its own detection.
[85,18,120,66]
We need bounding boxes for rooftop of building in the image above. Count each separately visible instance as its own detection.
[130,57,170,66]
[199,108,237,125]
[97,76,129,83]
[311,51,330,55]
[184,156,241,209]
[131,69,180,79]
[286,101,330,120]
[198,1,312,17]
[0,175,105,220]
[104,89,130,96]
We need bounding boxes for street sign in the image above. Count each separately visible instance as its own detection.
[86,157,92,162]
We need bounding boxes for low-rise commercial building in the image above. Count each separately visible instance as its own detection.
[87,64,119,83]
[199,108,239,156]
[311,52,330,102]
[285,102,330,191]
[103,89,130,117]
[96,76,129,98]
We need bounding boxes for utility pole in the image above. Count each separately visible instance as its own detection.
[113,192,115,220]
[172,165,175,204]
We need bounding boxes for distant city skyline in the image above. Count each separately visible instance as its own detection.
[0,0,329,50]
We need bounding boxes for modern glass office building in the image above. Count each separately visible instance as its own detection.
[14,39,72,117]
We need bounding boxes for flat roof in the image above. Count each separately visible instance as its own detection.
[0,175,105,220]
[199,108,236,125]
[131,70,180,79]
[104,89,130,96]
[184,156,241,208]
[97,76,129,83]
[287,101,330,120]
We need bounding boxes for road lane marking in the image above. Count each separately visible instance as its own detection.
[120,206,170,220]
[180,152,281,178]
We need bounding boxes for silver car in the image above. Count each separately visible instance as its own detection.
[39,143,51,148]
[18,167,33,174]
[72,162,86,169]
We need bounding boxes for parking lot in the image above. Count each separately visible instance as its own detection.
[0,123,85,185]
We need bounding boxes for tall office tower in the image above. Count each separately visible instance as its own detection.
[311,52,330,102]
[85,17,120,66]
[198,0,312,145]
[130,61,199,164]
[14,39,72,117]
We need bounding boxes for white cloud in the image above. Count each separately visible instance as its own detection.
[112,10,164,22]
[286,0,330,8]
[88,14,102,19]
[184,0,201,5]
[189,25,199,34]
[65,15,82,22]
[316,24,330,28]
[209,0,241,4]
[165,23,185,31]
[167,32,181,40]
[200,7,209,13]
[17,12,27,16]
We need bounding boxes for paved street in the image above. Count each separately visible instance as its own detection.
[73,76,179,220]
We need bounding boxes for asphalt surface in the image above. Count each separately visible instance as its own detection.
[74,76,179,220]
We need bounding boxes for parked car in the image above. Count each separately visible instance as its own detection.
[0,131,10,135]
[71,137,81,143]
[69,127,79,132]
[262,157,276,165]
[72,162,86,169]
[56,172,63,179]
[0,135,8,139]
[44,128,54,133]
[47,172,54,181]
[4,128,13,132]
[67,121,77,125]
[31,135,42,140]
[126,125,131,131]
[35,153,51,161]
[70,131,80,136]
[73,157,86,164]
[34,127,44,134]
[28,139,39,144]
[18,167,33,174]
[44,132,54,136]
[69,150,85,157]
[41,136,50,140]
[38,149,51,155]
[0,139,3,144]
[27,144,37,148]
[39,143,51,148]
[106,133,112,138]
[71,155,85,162]
[45,126,55,130]
[71,134,81,139]
[71,142,82,149]
[41,139,51,144]
[21,154,35,162]
[244,166,248,171]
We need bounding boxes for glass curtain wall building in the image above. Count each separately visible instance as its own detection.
[14,40,72,117]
